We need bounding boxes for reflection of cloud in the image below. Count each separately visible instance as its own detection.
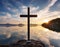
[50,39,60,47]
[31,35,53,47]
[0,26,60,47]
[0,30,53,47]
[0,31,26,44]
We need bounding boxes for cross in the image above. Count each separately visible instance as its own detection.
[20,7,37,41]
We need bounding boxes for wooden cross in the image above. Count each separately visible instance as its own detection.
[20,7,37,41]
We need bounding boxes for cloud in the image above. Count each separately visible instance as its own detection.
[0,0,60,25]
[40,0,57,12]
[0,13,20,24]
[48,0,57,8]
[57,3,60,11]
[0,0,58,24]
[36,0,60,24]
[37,0,58,16]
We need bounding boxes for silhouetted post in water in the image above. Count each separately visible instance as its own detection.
[20,7,37,42]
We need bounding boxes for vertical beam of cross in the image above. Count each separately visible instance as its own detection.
[20,7,37,41]
[28,7,30,41]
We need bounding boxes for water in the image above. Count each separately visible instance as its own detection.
[0,26,49,40]
[0,26,60,47]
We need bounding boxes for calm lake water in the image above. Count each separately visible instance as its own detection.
[0,26,51,39]
[0,26,60,47]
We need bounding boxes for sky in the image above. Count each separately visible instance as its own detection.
[0,0,60,24]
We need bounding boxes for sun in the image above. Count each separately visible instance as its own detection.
[43,19,49,23]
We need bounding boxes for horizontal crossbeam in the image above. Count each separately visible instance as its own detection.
[20,15,37,17]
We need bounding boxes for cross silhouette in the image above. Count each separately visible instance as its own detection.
[20,7,37,41]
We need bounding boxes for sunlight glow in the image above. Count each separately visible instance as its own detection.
[43,19,49,23]
[45,29,49,32]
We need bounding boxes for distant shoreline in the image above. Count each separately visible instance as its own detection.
[0,24,38,27]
